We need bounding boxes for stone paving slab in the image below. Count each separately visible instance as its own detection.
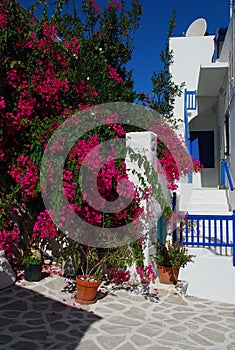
[0,275,235,350]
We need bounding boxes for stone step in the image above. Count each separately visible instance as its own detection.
[188,211,232,215]
[191,189,227,200]
[189,198,228,205]
[188,203,229,213]
[187,188,230,213]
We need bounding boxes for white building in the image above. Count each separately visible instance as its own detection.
[170,10,235,213]
[169,9,235,301]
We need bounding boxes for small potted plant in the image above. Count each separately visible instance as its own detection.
[154,241,194,284]
[59,238,135,305]
[22,250,42,282]
[75,243,135,304]
[74,245,104,305]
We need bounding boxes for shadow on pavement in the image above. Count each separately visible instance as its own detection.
[0,284,102,350]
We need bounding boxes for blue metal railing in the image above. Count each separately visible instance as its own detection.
[185,90,197,110]
[184,90,197,184]
[221,160,234,191]
[180,210,235,266]
[184,90,196,150]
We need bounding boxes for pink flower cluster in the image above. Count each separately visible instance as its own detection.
[64,36,81,54]
[0,96,6,109]
[33,210,58,240]
[0,223,20,258]
[192,158,203,173]
[71,203,103,226]
[0,138,5,161]
[97,159,128,202]
[69,134,101,168]
[109,268,130,283]
[108,65,123,83]
[63,170,76,203]
[63,123,144,227]
[74,80,99,107]
[136,264,157,284]
[33,63,69,102]
[106,0,122,11]
[90,0,101,13]
[0,5,9,29]
[157,141,180,191]
[8,155,38,201]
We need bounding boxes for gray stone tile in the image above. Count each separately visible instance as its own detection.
[200,327,226,343]
[206,322,230,332]
[200,313,223,321]
[146,345,172,350]
[189,333,214,346]
[75,339,101,350]
[0,317,17,327]
[123,306,147,319]
[11,341,41,350]
[100,325,129,335]
[157,330,188,343]
[116,343,136,350]
[138,325,163,337]
[131,334,152,347]
[96,335,127,349]
[108,316,142,326]
[169,325,188,332]
[1,276,235,350]
[20,330,50,340]
[1,300,28,311]
[0,335,13,345]
[101,302,126,311]
[171,311,196,319]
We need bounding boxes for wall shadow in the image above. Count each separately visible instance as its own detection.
[0,284,102,350]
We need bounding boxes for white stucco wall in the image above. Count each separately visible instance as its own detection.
[217,12,235,207]
[170,35,215,123]
[218,16,233,63]
[126,131,170,266]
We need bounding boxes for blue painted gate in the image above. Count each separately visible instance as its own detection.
[179,211,235,266]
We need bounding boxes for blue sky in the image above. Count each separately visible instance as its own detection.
[129,0,231,96]
[19,0,231,96]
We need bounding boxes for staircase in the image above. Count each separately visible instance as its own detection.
[179,187,233,256]
[187,188,231,214]
[177,186,231,215]
[178,187,235,302]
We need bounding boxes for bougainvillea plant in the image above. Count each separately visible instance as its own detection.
[0,0,195,271]
[0,0,144,256]
[136,264,157,285]
[0,0,144,261]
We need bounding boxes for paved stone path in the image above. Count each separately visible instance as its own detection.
[0,275,235,350]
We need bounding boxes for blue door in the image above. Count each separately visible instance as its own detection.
[190,136,199,161]
[190,131,214,168]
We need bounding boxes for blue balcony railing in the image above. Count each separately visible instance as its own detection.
[184,90,197,184]
[221,160,234,191]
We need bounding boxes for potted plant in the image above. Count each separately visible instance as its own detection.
[76,243,137,304]
[154,241,194,284]
[22,250,43,282]
[74,246,103,305]
[59,239,135,305]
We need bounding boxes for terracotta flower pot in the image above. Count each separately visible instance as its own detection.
[75,275,101,305]
[157,265,179,284]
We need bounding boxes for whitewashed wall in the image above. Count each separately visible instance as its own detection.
[170,35,215,127]
[126,131,171,267]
